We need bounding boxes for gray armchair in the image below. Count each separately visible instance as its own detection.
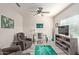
[13,32,32,51]
[0,33,32,55]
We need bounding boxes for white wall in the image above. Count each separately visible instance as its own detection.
[54,4,79,23]
[23,13,53,40]
[0,5,23,48]
[54,4,79,53]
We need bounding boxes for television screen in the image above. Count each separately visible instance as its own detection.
[58,25,69,35]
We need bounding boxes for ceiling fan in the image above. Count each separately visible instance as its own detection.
[32,7,50,16]
[16,4,50,16]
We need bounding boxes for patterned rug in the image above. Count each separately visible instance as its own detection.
[35,45,57,55]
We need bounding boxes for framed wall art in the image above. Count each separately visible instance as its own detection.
[36,23,43,28]
[1,15,14,28]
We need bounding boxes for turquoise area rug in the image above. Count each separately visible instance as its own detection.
[35,45,57,55]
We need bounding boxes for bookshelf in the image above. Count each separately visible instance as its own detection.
[55,34,78,55]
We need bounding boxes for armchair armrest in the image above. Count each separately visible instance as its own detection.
[0,49,3,55]
[25,38,32,41]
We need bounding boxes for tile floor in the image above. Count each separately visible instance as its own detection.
[22,40,66,55]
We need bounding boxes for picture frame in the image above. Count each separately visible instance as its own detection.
[1,15,14,28]
[36,23,43,28]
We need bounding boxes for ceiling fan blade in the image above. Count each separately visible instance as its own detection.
[41,11,50,13]
[16,3,21,7]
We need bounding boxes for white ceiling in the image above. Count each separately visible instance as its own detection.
[0,3,71,17]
